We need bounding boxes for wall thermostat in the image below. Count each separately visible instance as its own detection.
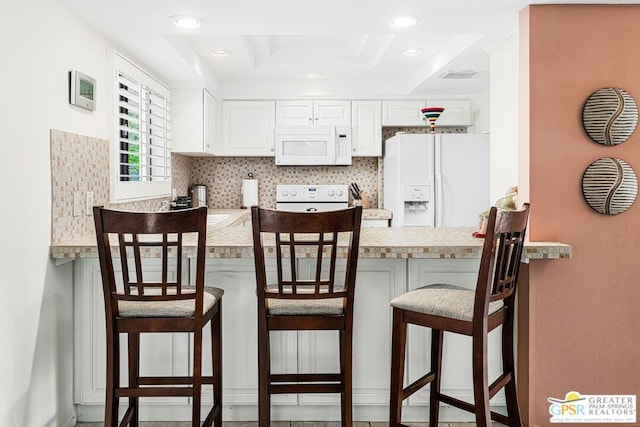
[69,70,96,111]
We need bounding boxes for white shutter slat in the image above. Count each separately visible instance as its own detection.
[116,66,171,184]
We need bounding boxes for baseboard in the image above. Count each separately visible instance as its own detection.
[75,403,506,423]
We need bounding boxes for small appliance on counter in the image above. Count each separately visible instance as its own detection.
[190,184,207,207]
[171,196,192,210]
[241,173,259,208]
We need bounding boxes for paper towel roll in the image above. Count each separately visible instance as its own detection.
[242,179,259,208]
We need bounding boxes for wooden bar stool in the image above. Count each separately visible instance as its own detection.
[250,206,362,427]
[93,206,223,427]
[389,204,530,427]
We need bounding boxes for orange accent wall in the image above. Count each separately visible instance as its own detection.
[520,5,640,426]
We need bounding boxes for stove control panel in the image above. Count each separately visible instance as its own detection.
[276,184,349,203]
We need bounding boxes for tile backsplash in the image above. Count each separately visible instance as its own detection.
[50,129,178,244]
[190,156,380,209]
[51,126,464,242]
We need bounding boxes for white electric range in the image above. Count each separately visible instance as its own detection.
[276,184,349,212]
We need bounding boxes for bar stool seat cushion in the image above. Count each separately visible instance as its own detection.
[119,286,224,318]
[267,297,343,315]
[390,284,504,322]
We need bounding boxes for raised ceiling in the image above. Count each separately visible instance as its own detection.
[58,0,636,98]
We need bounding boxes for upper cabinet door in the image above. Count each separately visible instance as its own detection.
[171,88,216,155]
[351,100,382,156]
[276,100,351,126]
[275,100,314,125]
[426,99,472,126]
[314,100,351,126]
[220,100,276,156]
[382,100,427,126]
[203,90,216,154]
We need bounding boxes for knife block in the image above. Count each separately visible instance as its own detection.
[357,191,371,208]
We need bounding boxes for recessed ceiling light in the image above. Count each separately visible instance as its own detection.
[169,15,202,29]
[389,16,416,28]
[210,50,233,57]
[305,72,323,79]
[403,49,423,56]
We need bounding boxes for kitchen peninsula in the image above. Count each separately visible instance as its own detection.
[52,210,570,423]
[51,209,570,261]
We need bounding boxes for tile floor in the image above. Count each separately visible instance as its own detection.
[74,423,476,427]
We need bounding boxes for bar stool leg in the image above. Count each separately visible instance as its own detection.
[127,333,140,427]
[389,308,407,427]
[258,326,271,427]
[193,328,203,427]
[429,329,443,425]
[502,305,522,426]
[340,329,353,427]
[105,330,119,427]
[472,332,491,426]
[212,305,223,427]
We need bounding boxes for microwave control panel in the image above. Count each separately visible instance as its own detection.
[335,125,352,165]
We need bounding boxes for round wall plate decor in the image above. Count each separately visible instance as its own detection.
[582,157,638,215]
[582,87,638,146]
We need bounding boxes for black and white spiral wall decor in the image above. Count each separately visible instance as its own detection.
[582,157,638,215]
[582,87,638,146]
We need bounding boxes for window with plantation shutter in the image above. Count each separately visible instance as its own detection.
[112,51,171,202]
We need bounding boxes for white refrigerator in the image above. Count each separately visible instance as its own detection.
[383,133,490,227]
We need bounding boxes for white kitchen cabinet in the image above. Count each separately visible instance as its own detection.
[382,100,427,126]
[351,100,382,156]
[201,258,404,408]
[73,259,190,409]
[297,259,406,406]
[426,99,472,126]
[276,100,351,126]
[405,259,504,408]
[171,88,216,155]
[72,254,501,421]
[220,100,276,156]
[199,259,297,407]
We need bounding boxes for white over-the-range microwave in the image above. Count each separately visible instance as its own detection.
[275,125,352,166]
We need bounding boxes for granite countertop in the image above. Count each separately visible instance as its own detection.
[203,226,571,260]
[359,208,392,220]
[50,208,571,263]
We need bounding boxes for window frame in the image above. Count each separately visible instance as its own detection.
[110,50,171,203]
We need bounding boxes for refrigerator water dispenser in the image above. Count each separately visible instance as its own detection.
[403,185,431,224]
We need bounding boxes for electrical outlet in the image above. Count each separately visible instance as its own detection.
[73,192,81,217]
[86,191,94,215]
[171,187,177,200]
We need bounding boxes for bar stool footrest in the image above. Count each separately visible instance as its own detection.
[438,393,512,425]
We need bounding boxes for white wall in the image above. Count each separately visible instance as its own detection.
[0,1,108,425]
[489,36,519,204]
[473,88,490,134]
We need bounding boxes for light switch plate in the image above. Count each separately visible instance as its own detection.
[73,192,81,217]
[86,191,94,215]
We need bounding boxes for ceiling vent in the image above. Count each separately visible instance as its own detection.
[438,70,481,79]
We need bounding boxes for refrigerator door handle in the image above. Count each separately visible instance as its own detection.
[434,135,443,227]
[435,171,442,227]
